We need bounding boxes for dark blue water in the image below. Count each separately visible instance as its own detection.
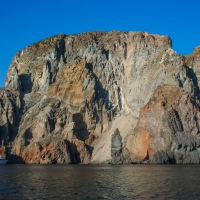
[0,165,200,200]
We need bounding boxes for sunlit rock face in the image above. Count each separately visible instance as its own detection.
[1,31,200,164]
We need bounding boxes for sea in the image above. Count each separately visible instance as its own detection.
[0,164,199,200]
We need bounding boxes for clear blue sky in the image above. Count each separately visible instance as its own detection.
[1,0,200,87]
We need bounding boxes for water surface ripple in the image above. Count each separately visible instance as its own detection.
[0,165,199,199]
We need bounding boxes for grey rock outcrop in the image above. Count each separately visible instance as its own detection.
[111,128,123,164]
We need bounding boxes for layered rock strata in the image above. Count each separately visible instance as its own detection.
[1,31,200,164]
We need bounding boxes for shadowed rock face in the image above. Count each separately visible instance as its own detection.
[1,31,200,164]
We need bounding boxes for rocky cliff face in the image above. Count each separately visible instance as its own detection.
[1,31,200,164]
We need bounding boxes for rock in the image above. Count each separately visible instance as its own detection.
[0,31,200,164]
[151,151,171,164]
[125,84,200,164]
[5,66,21,91]
[111,128,123,164]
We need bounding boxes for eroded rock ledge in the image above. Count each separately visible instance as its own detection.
[1,31,200,164]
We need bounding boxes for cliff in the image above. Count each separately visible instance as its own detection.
[1,31,200,164]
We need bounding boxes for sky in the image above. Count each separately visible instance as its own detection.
[1,0,200,87]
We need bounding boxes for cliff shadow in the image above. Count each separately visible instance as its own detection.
[56,34,66,64]
[7,154,25,164]
[65,140,81,164]
[73,113,90,141]
[86,62,113,110]
[72,113,94,159]
[19,73,33,94]
[185,65,200,100]
[13,73,33,140]
[102,49,109,60]
[0,125,8,144]
[23,128,33,146]
[6,147,25,163]
[0,119,19,144]
[85,144,94,156]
